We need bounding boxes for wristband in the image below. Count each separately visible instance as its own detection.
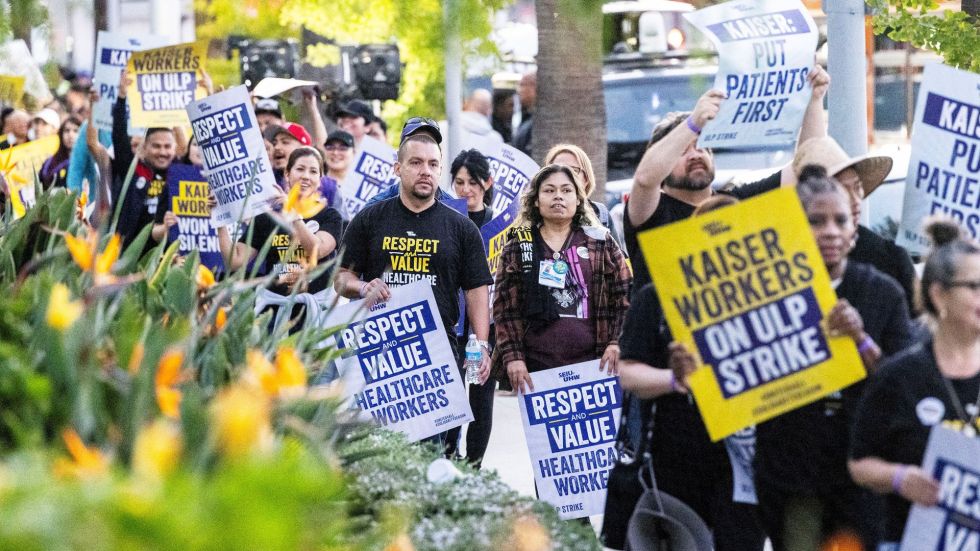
[685,116,702,135]
[669,372,680,393]
[892,465,908,494]
[359,281,369,298]
[857,334,875,354]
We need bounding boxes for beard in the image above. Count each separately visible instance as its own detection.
[663,170,713,191]
[409,181,435,201]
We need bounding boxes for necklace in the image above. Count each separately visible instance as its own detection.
[936,360,980,437]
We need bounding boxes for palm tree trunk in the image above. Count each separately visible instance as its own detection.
[533,0,608,198]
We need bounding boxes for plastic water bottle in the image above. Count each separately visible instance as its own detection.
[464,334,482,384]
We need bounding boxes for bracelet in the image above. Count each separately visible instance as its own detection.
[685,116,702,135]
[478,340,491,353]
[669,371,680,393]
[892,465,908,494]
[359,281,369,298]
[857,334,875,354]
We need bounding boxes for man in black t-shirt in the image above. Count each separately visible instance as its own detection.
[336,118,493,378]
[624,65,831,293]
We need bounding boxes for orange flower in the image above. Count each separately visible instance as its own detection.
[132,419,183,480]
[155,349,184,419]
[211,384,272,458]
[245,347,307,398]
[53,428,109,479]
[128,342,145,375]
[215,307,228,330]
[282,184,324,220]
[64,229,121,284]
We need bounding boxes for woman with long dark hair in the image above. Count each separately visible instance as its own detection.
[493,163,630,393]
[39,116,82,189]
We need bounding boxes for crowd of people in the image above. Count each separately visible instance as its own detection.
[3,58,979,551]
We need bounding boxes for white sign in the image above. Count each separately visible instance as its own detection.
[725,427,758,504]
[92,32,169,132]
[901,425,980,551]
[518,361,623,520]
[186,85,279,227]
[250,77,318,99]
[340,136,399,217]
[0,40,53,106]
[897,63,980,256]
[684,0,817,149]
[321,280,474,442]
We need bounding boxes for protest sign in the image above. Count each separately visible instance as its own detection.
[0,135,59,219]
[340,136,399,217]
[0,75,25,104]
[0,40,53,106]
[900,426,980,551]
[321,280,473,442]
[897,63,980,256]
[166,163,223,273]
[684,0,817,149]
[518,361,622,519]
[638,187,865,441]
[127,41,207,128]
[187,85,278,227]
[725,427,758,504]
[92,32,170,131]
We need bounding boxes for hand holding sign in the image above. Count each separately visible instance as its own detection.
[508,360,535,394]
[668,342,697,394]
[691,89,726,131]
[897,465,940,507]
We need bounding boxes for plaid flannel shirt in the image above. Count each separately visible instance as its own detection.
[493,226,632,365]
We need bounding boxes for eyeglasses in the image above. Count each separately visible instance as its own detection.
[949,280,980,291]
[324,144,351,152]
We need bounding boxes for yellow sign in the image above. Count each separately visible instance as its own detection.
[0,75,25,104]
[638,187,865,441]
[126,41,207,128]
[172,179,210,217]
[0,135,59,218]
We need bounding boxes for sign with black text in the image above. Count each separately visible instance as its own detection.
[519,361,622,520]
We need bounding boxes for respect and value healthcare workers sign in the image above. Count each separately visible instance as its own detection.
[684,0,818,150]
[519,361,622,520]
[897,63,980,256]
[321,280,474,442]
[901,426,980,551]
[638,187,865,441]
[186,85,279,227]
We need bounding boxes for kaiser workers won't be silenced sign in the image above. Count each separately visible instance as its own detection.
[639,187,865,441]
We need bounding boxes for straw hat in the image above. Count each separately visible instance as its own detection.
[793,136,893,196]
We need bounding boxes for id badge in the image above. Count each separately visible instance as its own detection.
[538,260,567,288]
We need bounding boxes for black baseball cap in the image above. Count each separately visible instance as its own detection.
[400,116,442,144]
[336,100,374,122]
[325,130,354,148]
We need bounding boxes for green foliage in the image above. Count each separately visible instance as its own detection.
[868,0,980,73]
[279,0,507,132]
[7,0,48,43]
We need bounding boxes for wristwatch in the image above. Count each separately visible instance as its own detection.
[478,340,492,353]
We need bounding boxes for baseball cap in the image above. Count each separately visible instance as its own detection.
[32,108,61,129]
[254,98,282,117]
[400,117,443,145]
[325,130,354,148]
[263,122,312,146]
[336,100,374,122]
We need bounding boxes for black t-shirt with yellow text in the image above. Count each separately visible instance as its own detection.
[341,197,492,337]
[242,205,343,295]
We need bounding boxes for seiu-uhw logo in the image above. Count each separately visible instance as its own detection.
[703,221,731,236]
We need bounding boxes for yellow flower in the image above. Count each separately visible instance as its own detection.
[95,234,121,277]
[128,342,145,375]
[132,419,183,480]
[196,264,215,289]
[211,384,272,459]
[155,349,184,419]
[53,428,109,479]
[64,231,97,271]
[502,516,550,551]
[46,283,84,331]
[282,184,325,220]
[245,347,307,398]
[274,346,307,396]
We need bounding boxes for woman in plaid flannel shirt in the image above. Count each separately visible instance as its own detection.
[493,163,631,393]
